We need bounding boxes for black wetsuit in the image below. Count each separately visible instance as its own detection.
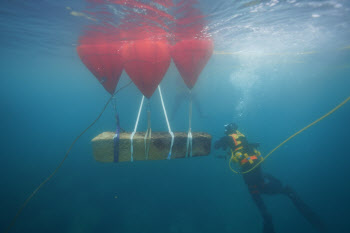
[215,134,326,233]
[242,166,285,233]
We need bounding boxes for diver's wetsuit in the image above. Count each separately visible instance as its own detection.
[242,165,285,233]
[215,132,326,233]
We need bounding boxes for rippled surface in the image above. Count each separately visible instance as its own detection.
[209,0,350,54]
[1,0,349,55]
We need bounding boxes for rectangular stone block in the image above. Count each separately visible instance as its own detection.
[91,132,212,163]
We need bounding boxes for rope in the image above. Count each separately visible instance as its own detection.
[186,93,193,158]
[229,96,350,175]
[144,101,151,160]
[130,95,144,162]
[158,86,174,160]
[228,151,240,174]
[5,81,132,233]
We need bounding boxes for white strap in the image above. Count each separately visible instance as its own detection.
[144,101,151,160]
[144,101,152,160]
[158,86,174,159]
[144,126,151,160]
[186,130,193,158]
[186,95,193,158]
[130,96,144,162]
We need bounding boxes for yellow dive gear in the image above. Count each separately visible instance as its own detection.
[229,131,262,166]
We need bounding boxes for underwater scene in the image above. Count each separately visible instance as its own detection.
[1,0,350,233]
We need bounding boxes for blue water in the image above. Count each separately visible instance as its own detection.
[1,0,350,233]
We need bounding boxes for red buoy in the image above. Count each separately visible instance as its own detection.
[77,39,124,95]
[171,39,214,89]
[122,39,171,98]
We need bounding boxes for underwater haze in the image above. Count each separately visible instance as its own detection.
[1,0,350,233]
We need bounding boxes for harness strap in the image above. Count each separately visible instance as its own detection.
[158,86,174,159]
[241,155,258,165]
[144,101,151,160]
[231,134,238,146]
[130,96,144,162]
[186,130,193,158]
[144,128,151,160]
[186,94,193,158]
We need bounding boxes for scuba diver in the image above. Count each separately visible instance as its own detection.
[214,123,326,233]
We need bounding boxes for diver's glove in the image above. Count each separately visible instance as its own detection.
[214,136,231,150]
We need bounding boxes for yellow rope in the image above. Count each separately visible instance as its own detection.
[5,81,132,233]
[229,151,240,174]
[229,96,350,175]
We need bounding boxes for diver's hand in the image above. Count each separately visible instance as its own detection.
[214,136,231,150]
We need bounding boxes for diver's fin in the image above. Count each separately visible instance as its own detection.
[285,186,327,233]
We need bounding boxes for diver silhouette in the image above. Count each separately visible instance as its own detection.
[215,123,327,233]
